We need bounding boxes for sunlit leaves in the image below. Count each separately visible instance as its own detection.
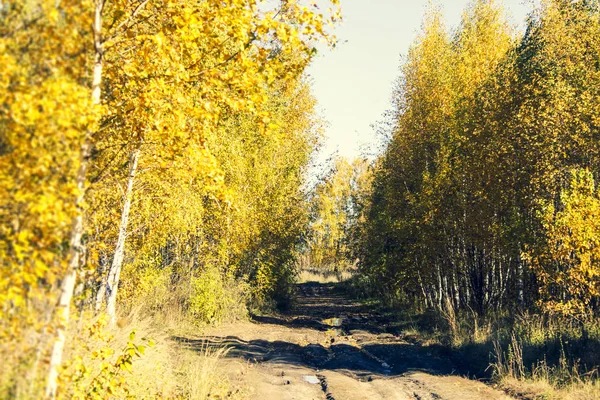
[525,169,600,316]
[0,11,95,342]
[357,0,600,317]
[307,157,371,274]
[0,0,340,394]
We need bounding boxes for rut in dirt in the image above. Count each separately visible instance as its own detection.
[190,282,465,382]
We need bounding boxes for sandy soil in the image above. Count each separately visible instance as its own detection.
[177,282,513,400]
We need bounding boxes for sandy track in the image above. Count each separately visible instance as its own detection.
[177,282,513,400]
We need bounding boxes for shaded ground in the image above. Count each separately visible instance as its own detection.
[176,282,513,399]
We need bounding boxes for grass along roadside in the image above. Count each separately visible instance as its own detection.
[0,307,244,399]
[489,330,600,400]
[421,311,599,399]
[340,281,600,400]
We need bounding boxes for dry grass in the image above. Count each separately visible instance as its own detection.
[391,308,600,399]
[440,298,460,346]
[175,343,248,399]
[99,312,179,397]
[45,310,183,399]
[298,269,354,283]
[114,308,246,399]
[491,333,600,400]
[498,375,600,399]
[0,327,48,399]
[0,307,237,399]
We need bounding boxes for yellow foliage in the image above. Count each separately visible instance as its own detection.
[525,169,600,317]
[1,0,340,395]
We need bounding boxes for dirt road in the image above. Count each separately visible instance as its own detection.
[178,282,513,400]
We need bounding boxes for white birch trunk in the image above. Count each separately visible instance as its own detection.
[45,1,103,397]
[436,263,443,309]
[94,253,108,312]
[517,252,524,305]
[453,270,460,309]
[45,142,91,399]
[417,270,429,309]
[106,148,140,325]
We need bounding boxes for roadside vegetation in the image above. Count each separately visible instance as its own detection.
[378,305,600,399]
[0,0,340,397]
[307,1,600,398]
[3,0,600,398]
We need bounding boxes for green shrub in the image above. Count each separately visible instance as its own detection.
[189,267,248,325]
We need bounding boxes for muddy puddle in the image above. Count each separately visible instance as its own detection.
[322,317,343,327]
[323,317,345,337]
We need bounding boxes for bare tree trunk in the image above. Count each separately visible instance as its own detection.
[437,263,443,309]
[74,244,88,313]
[418,270,429,309]
[453,270,460,309]
[106,148,140,325]
[94,253,108,312]
[45,147,91,398]
[45,2,103,397]
[517,246,524,306]
[44,158,85,398]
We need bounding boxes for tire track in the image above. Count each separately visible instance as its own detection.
[317,374,336,400]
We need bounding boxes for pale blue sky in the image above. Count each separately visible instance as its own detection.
[307,0,534,163]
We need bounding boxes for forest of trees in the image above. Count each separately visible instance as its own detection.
[2,0,600,397]
[303,156,371,277]
[0,0,339,397]
[354,0,600,321]
[301,2,600,393]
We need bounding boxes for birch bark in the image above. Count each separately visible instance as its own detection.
[106,148,140,325]
[45,1,104,397]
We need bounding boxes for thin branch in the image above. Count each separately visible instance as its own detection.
[104,0,150,43]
